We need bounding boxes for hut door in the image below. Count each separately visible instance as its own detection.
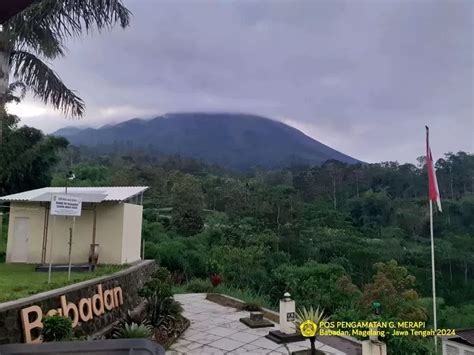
[12,217,29,262]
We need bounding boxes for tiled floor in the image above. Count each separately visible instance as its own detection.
[167,293,345,355]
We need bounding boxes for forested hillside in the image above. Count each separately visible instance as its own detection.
[1,117,472,354]
[49,148,473,346]
[53,113,360,169]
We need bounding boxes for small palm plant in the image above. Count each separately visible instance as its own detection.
[295,306,330,355]
[113,322,153,339]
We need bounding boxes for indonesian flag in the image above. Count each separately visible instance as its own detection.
[426,126,442,212]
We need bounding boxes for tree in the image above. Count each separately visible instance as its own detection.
[362,260,427,321]
[171,175,205,236]
[0,114,68,195]
[0,0,131,143]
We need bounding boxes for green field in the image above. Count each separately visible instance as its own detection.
[0,264,126,303]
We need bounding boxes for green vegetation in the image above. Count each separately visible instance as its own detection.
[241,301,263,312]
[0,0,131,145]
[0,114,68,196]
[113,323,153,339]
[0,264,126,302]
[184,278,214,293]
[42,315,73,342]
[0,134,472,353]
[138,267,183,326]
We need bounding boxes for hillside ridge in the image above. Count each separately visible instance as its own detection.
[53,112,360,169]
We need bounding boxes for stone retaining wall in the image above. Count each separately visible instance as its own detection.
[0,260,155,344]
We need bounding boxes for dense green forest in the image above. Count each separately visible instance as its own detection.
[1,120,473,354]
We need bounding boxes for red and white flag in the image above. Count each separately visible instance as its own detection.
[426,126,442,212]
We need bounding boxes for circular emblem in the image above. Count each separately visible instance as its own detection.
[300,320,317,337]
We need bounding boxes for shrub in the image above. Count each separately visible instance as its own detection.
[210,273,222,287]
[138,267,183,326]
[185,279,214,293]
[113,323,152,339]
[42,315,73,342]
[241,301,262,312]
[116,309,150,328]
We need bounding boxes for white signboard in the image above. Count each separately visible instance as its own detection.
[50,194,82,216]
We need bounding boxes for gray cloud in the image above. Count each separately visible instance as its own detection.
[8,0,473,163]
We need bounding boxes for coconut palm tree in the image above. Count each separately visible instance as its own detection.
[0,0,131,143]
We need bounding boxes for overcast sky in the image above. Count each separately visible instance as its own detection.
[7,0,473,163]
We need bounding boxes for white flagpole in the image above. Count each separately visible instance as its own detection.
[429,200,438,352]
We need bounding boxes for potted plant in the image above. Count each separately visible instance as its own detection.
[295,306,330,355]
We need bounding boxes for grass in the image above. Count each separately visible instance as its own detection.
[0,263,127,303]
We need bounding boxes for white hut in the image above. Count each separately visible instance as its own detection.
[0,186,148,265]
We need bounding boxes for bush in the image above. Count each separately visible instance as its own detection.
[113,323,152,339]
[241,301,262,312]
[185,279,214,293]
[42,315,73,342]
[138,267,183,326]
[116,309,150,329]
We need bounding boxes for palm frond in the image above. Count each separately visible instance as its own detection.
[7,0,130,43]
[6,18,65,59]
[10,50,84,117]
[6,81,27,103]
[295,305,331,326]
[7,0,130,60]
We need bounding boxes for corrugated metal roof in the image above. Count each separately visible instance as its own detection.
[0,186,149,203]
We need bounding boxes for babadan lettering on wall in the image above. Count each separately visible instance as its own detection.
[20,284,123,343]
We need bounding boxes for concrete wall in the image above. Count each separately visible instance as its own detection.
[95,203,125,264]
[0,260,155,344]
[6,202,144,265]
[121,204,143,264]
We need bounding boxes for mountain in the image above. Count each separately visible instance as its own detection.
[53,112,360,169]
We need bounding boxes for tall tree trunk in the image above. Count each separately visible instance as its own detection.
[276,204,281,233]
[450,170,454,200]
[465,260,468,285]
[0,27,10,145]
[449,259,452,282]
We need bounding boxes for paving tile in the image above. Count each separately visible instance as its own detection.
[170,346,189,353]
[228,331,261,344]
[192,313,213,322]
[227,349,268,355]
[206,326,239,337]
[190,321,216,332]
[207,338,246,351]
[222,321,250,331]
[168,294,349,355]
[181,328,201,338]
[273,345,294,354]
[184,341,205,350]
[184,332,222,344]
[249,337,284,350]
[243,327,273,336]
[187,345,225,354]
